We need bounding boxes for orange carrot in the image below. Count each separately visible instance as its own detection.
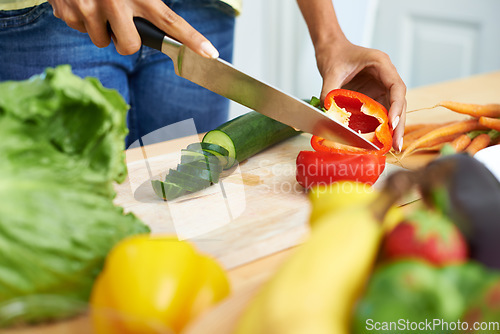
[465,133,492,156]
[412,143,448,154]
[401,119,486,159]
[404,122,450,136]
[402,123,447,150]
[449,134,472,152]
[438,101,500,118]
[404,123,431,135]
[479,116,500,132]
[406,133,460,152]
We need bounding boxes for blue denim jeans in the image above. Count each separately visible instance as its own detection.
[0,1,235,147]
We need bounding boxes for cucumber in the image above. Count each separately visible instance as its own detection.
[186,143,230,157]
[186,142,231,168]
[187,160,222,183]
[180,149,220,165]
[188,159,223,174]
[152,112,299,200]
[151,146,223,200]
[165,169,211,193]
[151,180,186,201]
[177,161,218,183]
[202,111,299,169]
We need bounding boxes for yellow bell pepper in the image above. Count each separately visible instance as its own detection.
[89,234,230,333]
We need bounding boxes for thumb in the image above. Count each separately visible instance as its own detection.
[320,72,344,102]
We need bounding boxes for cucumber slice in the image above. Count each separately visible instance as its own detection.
[186,143,230,168]
[165,169,211,193]
[203,149,228,168]
[188,159,223,174]
[151,180,186,201]
[186,143,230,157]
[202,111,299,169]
[180,149,220,165]
[177,161,214,183]
[186,160,222,183]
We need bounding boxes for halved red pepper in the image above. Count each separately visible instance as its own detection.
[296,150,386,188]
[311,89,393,155]
[296,89,393,188]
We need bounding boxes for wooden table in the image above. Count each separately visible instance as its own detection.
[5,71,500,334]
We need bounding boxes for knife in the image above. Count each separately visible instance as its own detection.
[132,18,379,150]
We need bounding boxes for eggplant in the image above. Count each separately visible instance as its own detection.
[418,153,500,269]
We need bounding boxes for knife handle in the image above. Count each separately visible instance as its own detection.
[133,17,165,52]
[107,17,179,53]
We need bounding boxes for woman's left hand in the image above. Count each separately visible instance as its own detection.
[315,39,407,152]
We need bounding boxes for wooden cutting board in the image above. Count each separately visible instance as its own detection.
[113,133,409,270]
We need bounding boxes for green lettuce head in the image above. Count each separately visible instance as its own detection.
[0,66,149,326]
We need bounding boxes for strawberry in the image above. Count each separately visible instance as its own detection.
[383,208,468,266]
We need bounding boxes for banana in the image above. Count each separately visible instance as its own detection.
[308,181,377,225]
[308,181,403,233]
[235,197,385,334]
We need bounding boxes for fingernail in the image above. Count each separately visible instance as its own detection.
[392,115,400,130]
[398,137,403,153]
[201,41,219,59]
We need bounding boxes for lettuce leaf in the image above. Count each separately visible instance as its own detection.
[0,66,149,325]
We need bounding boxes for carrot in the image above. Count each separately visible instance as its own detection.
[404,122,450,136]
[479,116,500,132]
[402,123,446,150]
[401,119,486,159]
[400,133,460,157]
[412,143,448,154]
[437,101,500,118]
[465,133,492,156]
[449,134,472,152]
[404,123,431,135]
[407,133,461,152]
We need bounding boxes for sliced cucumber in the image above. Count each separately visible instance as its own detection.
[202,111,299,169]
[203,149,228,168]
[151,180,186,201]
[165,169,211,193]
[188,159,223,174]
[186,143,230,157]
[180,149,220,165]
[177,161,214,183]
[186,160,222,183]
[152,112,299,201]
[186,142,231,168]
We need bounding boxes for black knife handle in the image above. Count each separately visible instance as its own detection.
[133,17,165,51]
[106,18,166,52]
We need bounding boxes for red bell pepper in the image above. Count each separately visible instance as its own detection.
[311,89,393,155]
[296,150,386,188]
[296,89,393,189]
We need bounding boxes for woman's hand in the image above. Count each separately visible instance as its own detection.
[297,0,406,152]
[316,40,407,152]
[47,0,219,58]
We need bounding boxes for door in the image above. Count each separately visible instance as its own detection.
[367,0,500,88]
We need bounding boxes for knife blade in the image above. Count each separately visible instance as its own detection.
[133,18,379,150]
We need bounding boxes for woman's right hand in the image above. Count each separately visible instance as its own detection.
[47,0,219,58]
